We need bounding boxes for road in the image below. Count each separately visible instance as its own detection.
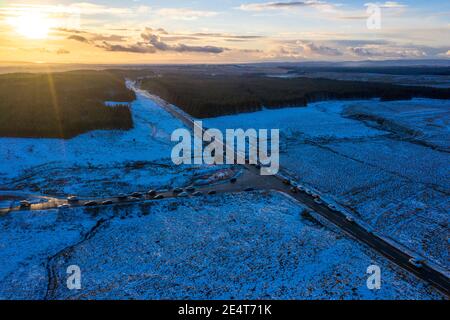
[1,80,448,297]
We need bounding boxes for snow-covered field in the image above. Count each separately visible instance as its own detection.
[0,83,228,198]
[0,192,442,300]
[204,98,450,269]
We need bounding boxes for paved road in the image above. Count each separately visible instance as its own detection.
[1,81,448,297]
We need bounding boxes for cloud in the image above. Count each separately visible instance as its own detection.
[156,8,218,20]
[67,35,90,43]
[140,29,228,53]
[238,1,335,11]
[349,46,426,58]
[96,28,229,54]
[366,1,407,9]
[98,42,157,54]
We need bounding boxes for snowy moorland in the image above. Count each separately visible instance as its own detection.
[0,83,229,198]
[204,98,450,269]
[0,192,442,300]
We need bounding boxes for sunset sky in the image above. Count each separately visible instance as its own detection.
[0,0,449,64]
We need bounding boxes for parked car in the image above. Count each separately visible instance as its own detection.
[192,191,202,197]
[102,200,113,205]
[147,190,157,197]
[20,200,31,208]
[409,257,426,268]
[297,186,305,192]
[84,201,98,207]
[173,188,183,194]
[230,178,237,183]
[290,187,298,194]
[328,204,338,212]
[131,192,142,198]
[67,196,79,202]
[345,215,355,223]
[154,194,164,200]
[58,204,70,209]
[178,192,189,197]
[186,186,196,192]
[314,198,323,205]
[117,193,127,200]
[208,190,217,195]
[283,179,290,185]
[244,187,255,192]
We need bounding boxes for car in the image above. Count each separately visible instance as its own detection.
[154,194,164,200]
[244,187,255,192]
[19,200,31,208]
[312,193,320,199]
[147,190,157,197]
[328,204,338,211]
[178,192,189,197]
[230,177,237,183]
[192,191,202,197]
[102,200,113,205]
[290,187,298,194]
[297,186,305,192]
[305,189,312,195]
[117,193,127,200]
[409,258,426,268]
[186,186,196,192]
[290,181,298,187]
[283,179,290,185]
[84,201,98,207]
[131,192,142,198]
[207,190,217,195]
[345,215,355,223]
[67,196,79,202]
[314,198,323,205]
[128,197,140,202]
[58,204,70,209]
[173,188,183,194]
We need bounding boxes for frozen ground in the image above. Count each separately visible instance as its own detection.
[204,98,450,269]
[0,82,230,198]
[0,192,442,300]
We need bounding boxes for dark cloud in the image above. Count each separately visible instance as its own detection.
[97,42,157,54]
[140,29,228,53]
[67,35,90,43]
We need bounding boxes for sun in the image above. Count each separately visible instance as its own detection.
[8,11,54,39]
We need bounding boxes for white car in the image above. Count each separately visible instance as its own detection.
[409,257,426,268]
[345,215,355,223]
[67,196,79,202]
[328,204,338,212]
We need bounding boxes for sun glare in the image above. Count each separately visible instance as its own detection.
[8,11,54,39]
